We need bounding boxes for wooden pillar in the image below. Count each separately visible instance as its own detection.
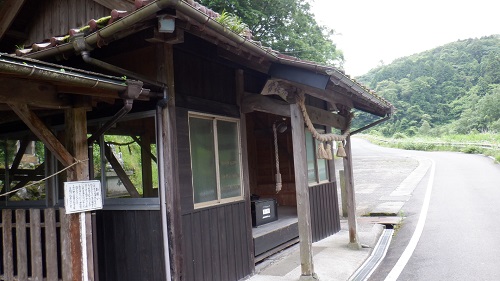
[65,107,94,280]
[342,135,361,249]
[140,134,154,197]
[236,69,255,271]
[158,43,182,281]
[290,103,317,280]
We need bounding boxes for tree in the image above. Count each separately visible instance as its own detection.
[198,0,343,66]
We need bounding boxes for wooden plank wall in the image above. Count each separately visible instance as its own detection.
[95,210,165,281]
[309,182,341,242]
[176,108,253,281]
[181,202,252,281]
[246,112,296,206]
[27,0,111,45]
[0,208,72,281]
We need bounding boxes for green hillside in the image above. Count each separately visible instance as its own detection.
[356,35,500,137]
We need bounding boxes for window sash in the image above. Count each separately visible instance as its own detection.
[189,113,243,208]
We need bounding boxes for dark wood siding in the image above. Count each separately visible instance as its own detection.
[176,107,253,281]
[309,182,341,242]
[95,210,165,281]
[181,202,252,281]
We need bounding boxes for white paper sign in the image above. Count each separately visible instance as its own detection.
[64,180,103,214]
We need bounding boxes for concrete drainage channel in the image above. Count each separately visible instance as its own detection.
[349,228,394,281]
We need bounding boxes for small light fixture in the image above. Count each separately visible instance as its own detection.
[158,15,175,33]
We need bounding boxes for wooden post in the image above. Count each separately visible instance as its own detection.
[342,135,361,249]
[158,43,182,281]
[237,69,256,271]
[65,107,94,280]
[290,103,317,280]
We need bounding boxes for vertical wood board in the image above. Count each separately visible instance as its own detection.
[15,210,28,280]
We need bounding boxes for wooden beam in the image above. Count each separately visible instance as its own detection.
[263,79,354,109]
[290,103,316,278]
[241,93,347,129]
[10,138,30,174]
[103,143,140,198]
[0,78,71,109]
[8,104,74,167]
[0,0,26,40]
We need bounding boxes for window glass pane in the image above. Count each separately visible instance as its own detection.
[5,140,46,201]
[189,117,217,203]
[217,121,241,199]
[96,116,159,199]
[305,131,316,183]
[317,157,328,182]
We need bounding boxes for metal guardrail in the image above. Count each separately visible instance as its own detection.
[369,137,500,151]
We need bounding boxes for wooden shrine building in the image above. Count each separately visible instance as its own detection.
[0,0,394,280]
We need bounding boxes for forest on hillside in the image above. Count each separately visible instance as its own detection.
[355,35,500,137]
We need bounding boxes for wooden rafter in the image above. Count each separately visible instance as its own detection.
[8,104,74,167]
[0,0,26,40]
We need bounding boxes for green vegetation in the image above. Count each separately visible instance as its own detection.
[352,35,500,158]
[199,0,343,66]
[355,35,500,138]
[215,11,249,36]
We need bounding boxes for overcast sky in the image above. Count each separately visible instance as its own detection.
[309,0,500,77]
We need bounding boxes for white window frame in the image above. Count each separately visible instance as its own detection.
[188,112,244,209]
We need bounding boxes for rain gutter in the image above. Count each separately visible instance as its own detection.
[22,0,392,113]
[0,54,127,92]
[350,115,391,135]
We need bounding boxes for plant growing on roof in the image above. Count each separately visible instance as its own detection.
[215,11,249,36]
[200,0,343,66]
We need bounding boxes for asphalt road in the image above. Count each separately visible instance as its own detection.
[353,139,500,281]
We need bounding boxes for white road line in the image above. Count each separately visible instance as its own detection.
[384,158,436,281]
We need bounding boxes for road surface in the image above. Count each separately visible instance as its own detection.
[353,138,500,281]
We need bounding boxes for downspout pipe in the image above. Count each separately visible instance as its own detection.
[155,88,172,281]
[81,51,166,89]
[87,80,144,179]
[350,115,391,135]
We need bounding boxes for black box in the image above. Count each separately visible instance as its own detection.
[251,198,278,227]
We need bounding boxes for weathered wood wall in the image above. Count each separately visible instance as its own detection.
[26,0,111,45]
[95,210,165,281]
[176,107,253,281]
[309,182,341,242]
[181,202,252,281]
[173,36,253,281]
[246,112,296,206]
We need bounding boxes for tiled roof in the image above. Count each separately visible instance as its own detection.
[13,0,393,114]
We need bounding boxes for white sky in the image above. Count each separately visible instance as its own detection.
[309,0,500,77]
